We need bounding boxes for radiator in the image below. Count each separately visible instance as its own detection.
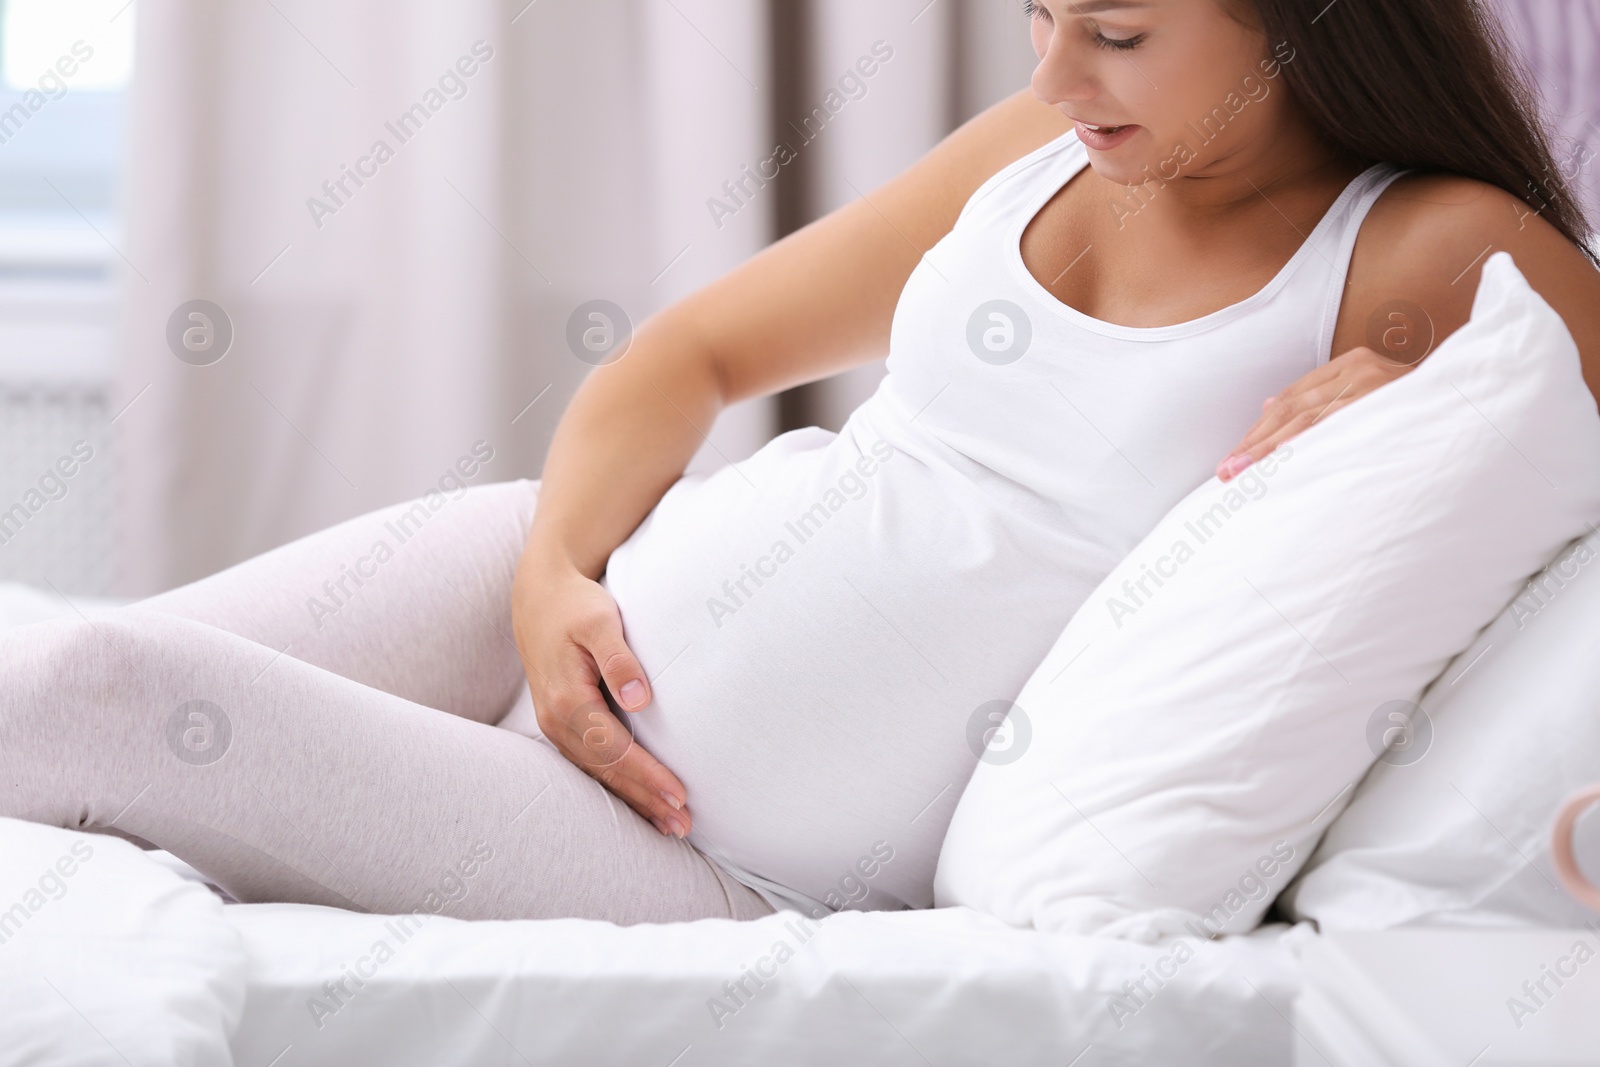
[0,268,116,597]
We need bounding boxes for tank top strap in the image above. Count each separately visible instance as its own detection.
[1312,163,1412,361]
[953,129,1084,228]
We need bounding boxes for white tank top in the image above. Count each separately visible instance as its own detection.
[603,129,1407,917]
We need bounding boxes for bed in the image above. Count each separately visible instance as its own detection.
[4,496,1597,1067]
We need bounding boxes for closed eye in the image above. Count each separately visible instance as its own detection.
[1093,30,1146,51]
[1024,1,1147,52]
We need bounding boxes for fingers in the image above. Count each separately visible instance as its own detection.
[1219,379,1349,481]
[575,604,653,713]
[516,564,687,837]
[591,742,695,839]
[1229,415,1315,476]
[1219,406,1276,479]
[543,690,692,837]
[1219,346,1422,481]
[1221,394,1354,480]
[564,610,689,834]
[1218,400,1290,480]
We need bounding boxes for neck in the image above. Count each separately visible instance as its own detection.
[1145,114,1366,220]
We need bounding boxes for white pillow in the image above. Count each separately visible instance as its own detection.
[1279,525,1600,929]
[933,252,1600,940]
[0,817,246,1065]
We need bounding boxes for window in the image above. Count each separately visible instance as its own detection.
[0,0,134,221]
[3,0,135,90]
[0,0,134,595]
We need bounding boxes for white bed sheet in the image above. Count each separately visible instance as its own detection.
[224,899,1309,1067]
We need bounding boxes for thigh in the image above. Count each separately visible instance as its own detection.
[135,479,540,725]
[0,607,772,923]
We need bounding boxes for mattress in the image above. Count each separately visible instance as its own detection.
[222,896,1309,1066]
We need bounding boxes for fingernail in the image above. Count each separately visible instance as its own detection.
[619,679,646,709]
[1219,454,1251,480]
[670,815,689,838]
[659,789,682,811]
[649,816,669,836]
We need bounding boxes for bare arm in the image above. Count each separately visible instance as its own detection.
[1222,175,1600,478]
[1331,174,1600,393]
[513,90,1072,834]
[526,88,1070,578]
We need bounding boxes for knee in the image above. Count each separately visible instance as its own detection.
[2,609,235,777]
[2,610,158,731]
[0,611,135,800]
[455,477,540,527]
[0,610,206,826]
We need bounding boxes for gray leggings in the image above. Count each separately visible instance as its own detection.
[0,479,776,923]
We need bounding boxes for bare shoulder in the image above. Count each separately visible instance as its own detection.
[1335,171,1600,395]
[664,91,1072,404]
[873,89,1072,248]
[941,88,1075,187]
[927,88,1073,192]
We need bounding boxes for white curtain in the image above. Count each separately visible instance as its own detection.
[111,0,1038,595]
[113,0,776,595]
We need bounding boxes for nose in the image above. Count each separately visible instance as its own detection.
[1030,30,1099,107]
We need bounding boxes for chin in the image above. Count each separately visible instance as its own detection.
[1085,154,1157,186]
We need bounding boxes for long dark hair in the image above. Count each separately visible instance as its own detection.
[1241,0,1596,261]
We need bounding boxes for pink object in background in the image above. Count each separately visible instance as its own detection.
[1552,784,1600,911]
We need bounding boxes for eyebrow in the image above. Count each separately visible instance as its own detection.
[1061,0,1152,12]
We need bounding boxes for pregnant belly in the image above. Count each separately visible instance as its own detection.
[603,425,1090,914]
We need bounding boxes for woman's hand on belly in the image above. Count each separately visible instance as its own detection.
[511,551,692,838]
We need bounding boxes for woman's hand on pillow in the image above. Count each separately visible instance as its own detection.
[1217,345,1417,482]
[511,548,692,839]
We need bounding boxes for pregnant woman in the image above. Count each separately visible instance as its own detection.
[6,0,1600,924]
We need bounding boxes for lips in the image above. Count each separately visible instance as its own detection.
[1073,120,1141,150]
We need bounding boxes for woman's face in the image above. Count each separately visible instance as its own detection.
[1027,0,1297,185]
